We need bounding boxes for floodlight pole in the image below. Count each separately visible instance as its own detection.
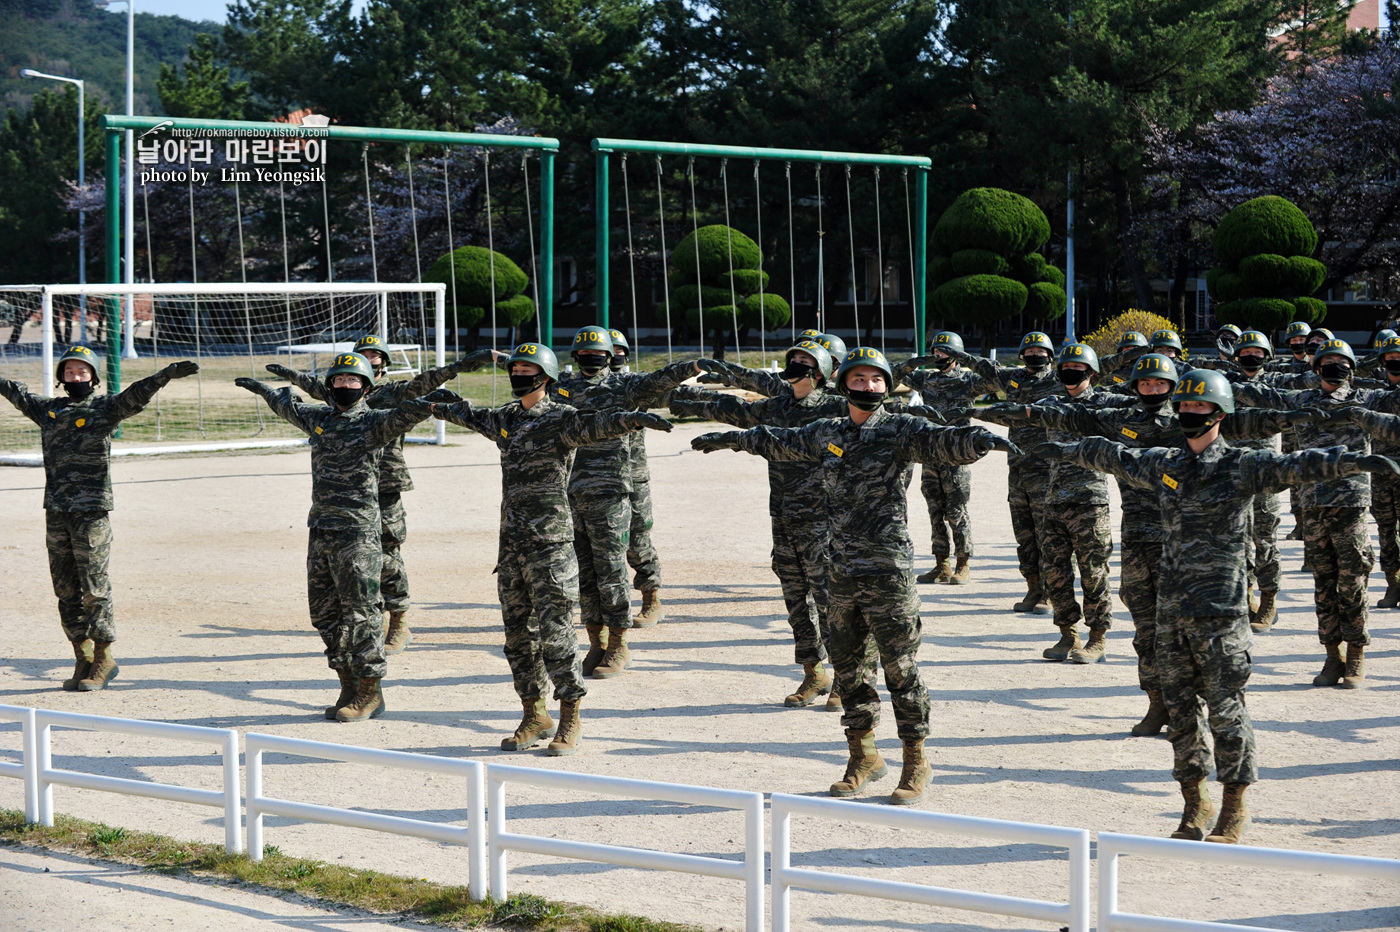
[103,131,123,391]
[595,152,609,329]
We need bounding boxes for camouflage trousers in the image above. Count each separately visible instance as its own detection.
[828,570,929,741]
[1119,541,1161,692]
[379,492,410,614]
[571,493,633,629]
[307,527,386,678]
[45,510,115,644]
[771,515,831,665]
[1157,612,1256,786]
[1246,492,1281,593]
[922,463,973,559]
[497,540,586,702]
[626,481,663,593]
[1039,503,1113,631]
[1300,506,1372,647]
[1369,475,1400,578]
[1007,467,1047,580]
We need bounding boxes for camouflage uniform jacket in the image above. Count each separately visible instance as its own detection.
[1361,379,1400,456]
[721,408,991,576]
[1064,436,1370,617]
[710,365,790,398]
[425,396,640,547]
[549,361,694,496]
[943,348,1065,471]
[257,387,431,529]
[279,362,475,493]
[1,372,176,512]
[889,363,992,426]
[1233,381,1387,507]
[979,385,1129,505]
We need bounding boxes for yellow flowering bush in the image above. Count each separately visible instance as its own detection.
[1082,310,1185,361]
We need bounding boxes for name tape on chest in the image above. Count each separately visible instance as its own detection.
[314,426,323,435]
[1009,380,1019,389]
[1162,473,1178,490]
[500,427,508,438]
[827,442,844,458]
[558,388,570,398]
[1120,427,1138,440]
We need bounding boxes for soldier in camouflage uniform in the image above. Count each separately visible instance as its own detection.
[236,353,435,722]
[695,331,848,398]
[420,342,673,755]
[265,335,503,655]
[552,325,719,679]
[0,346,198,691]
[692,347,1017,806]
[1102,331,1148,388]
[1233,339,1384,689]
[1029,368,1399,844]
[608,330,666,627]
[1363,335,1400,609]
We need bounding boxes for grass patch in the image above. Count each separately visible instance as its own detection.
[0,809,704,932]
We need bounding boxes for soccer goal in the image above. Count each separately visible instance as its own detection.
[0,282,446,457]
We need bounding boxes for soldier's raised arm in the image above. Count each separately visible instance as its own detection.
[235,378,320,434]
[691,422,825,462]
[0,377,49,425]
[108,361,199,422]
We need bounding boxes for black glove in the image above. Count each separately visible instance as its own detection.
[696,370,728,385]
[904,405,947,424]
[454,348,497,373]
[1282,408,1328,425]
[1025,441,1069,461]
[669,398,705,419]
[905,355,941,370]
[1352,453,1400,476]
[978,402,1027,420]
[162,360,199,380]
[691,432,741,453]
[626,411,673,433]
[694,358,732,376]
[974,431,1021,456]
[234,377,265,394]
[265,363,297,380]
[1216,336,1236,357]
[421,388,462,404]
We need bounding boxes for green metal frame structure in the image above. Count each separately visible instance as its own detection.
[100,114,559,392]
[591,138,932,341]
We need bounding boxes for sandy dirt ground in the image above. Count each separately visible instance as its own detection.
[0,420,1396,931]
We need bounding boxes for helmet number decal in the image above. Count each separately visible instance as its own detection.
[334,354,359,367]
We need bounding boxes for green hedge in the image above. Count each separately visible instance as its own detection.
[672,225,762,279]
[931,274,1028,323]
[1008,251,1047,284]
[1206,268,1250,304]
[740,292,792,331]
[672,284,735,310]
[1213,196,1319,267]
[1025,281,1067,321]
[933,188,1051,257]
[1292,296,1328,325]
[951,248,1011,277]
[424,245,529,306]
[1285,256,1327,296]
[1039,264,1066,290]
[1216,297,1296,332]
[1239,253,1291,293]
[720,269,771,294]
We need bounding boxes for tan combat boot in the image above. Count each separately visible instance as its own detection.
[916,557,953,584]
[76,641,118,691]
[1170,778,1216,841]
[1250,590,1278,633]
[1312,643,1345,687]
[582,624,608,677]
[1378,572,1400,609]
[825,684,843,712]
[1247,586,1261,615]
[324,669,358,720]
[1042,626,1081,662]
[1205,783,1250,844]
[889,738,932,806]
[335,676,385,722]
[62,639,94,692]
[633,589,664,628]
[1068,628,1108,664]
[501,698,556,750]
[1014,576,1049,614]
[829,729,888,797]
[1131,689,1169,737]
[592,627,631,678]
[947,555,970,586]
[785,663,832,707]
[1341,643,1366,689]
[546,698,581,756]
[384,610,412,655]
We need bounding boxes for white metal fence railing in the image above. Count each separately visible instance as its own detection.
[770,792,1091,932]
[488,763,765,932]
[32,708,241,853]
[1097,831,1400,932]
[0,704,39,822]
[244,732,486,900]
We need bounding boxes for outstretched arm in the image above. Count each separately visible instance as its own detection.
[399,348,506,396]
[691,423,824,462]
[235,377,318,434]
[562,410,673,447]
[410,395,497,441]
[264,363,329,401]
[626,359,723,409]
[1242,446,1395,495]
[1346,407,1400,445]
[111,361,199,422]
[1043,436,1164,490]
[0,378,49,425]
[908,423,1017,466]
[1232,381,1297,409]
[669,392,776,428]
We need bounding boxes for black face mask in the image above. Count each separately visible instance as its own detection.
[1290,343,1308,357]
[1177,411,1220,438]
[931,356,953,370]
[1319,363,1352,383]
[846,389,886,411]
[1058,368,1088,386]
[1137,391,1169,410]
[510,373,547,397]
[782,361,815,382]
[1237,356,1266,373]
[576,354,609,376]
[62,380,94,400]
[331,385,366,408]
[1023,354,1050,371]
[610,355,627,372]
[1384,359,1400,375]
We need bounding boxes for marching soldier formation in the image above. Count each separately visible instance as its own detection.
[6,322,1397,844]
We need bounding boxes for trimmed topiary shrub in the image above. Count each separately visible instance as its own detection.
[721,269,771,294]
[933,188,1052,257]
[931,274,1028,323]
[951,249,1011,277]
[740,292,791,331]
[425,245,534,331]
[930,256,956,287]
[671,225,763,280]
[1025,281,1068,320]
[1008,251,1047,284]
[1039,264,1066,290]
[668,224,791,336]
[1205,196,1326,329]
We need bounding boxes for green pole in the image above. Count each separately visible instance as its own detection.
[541,151,555,349]
[595,151,609,328]
[103,130,122,392]
[915,168,929,347]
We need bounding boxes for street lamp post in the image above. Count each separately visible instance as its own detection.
[20,69,87,343]
[93,0,137,359]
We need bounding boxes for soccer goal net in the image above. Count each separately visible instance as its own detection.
[0,282,446,455]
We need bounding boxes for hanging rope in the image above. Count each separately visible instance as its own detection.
[687,157,705,357]
[233,178,265,431]
[442,153,459,359]
[753,159,766,366]
[785,162,796,343]
[522,154,541,340]
[874,167,886,356]
[844,164,861,345]
[279,180,292,349]
[719,159,742,366]
[621,154,640,370]
[484,150,498,405]
[406,145,427,347]
[140,176,161,438]
[903,168,919,347]
[362,144,379,284]
[320,168,335,344]
[655,155,673,364]
[814,166,825,332]
[187,172,204,437]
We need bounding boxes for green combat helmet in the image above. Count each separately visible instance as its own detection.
[1235,330,1274,358]
[798,328,824,341]
[1374,329,1398,350]
[815,332,848,361]
[55,345,100,385]
[507,342,560,382]
[786,340,834,383]
[1057,342,1101,374]
[1379,335,1400,356]
[1173,369,1235,414]
[325,351,377,388]
[1218,323,1242,341]
[1311,338,1356,371]
[834,346,893,395]
[1285,321,1312,342]
[929,330,965,354]
[1117,331,1149,351]
[1020,331,1054,354]
[572,325,614,355]
[1129,353,1180,387]
[608,329,631,354]
[352,334,390,367]
[1150,329,1183,355]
